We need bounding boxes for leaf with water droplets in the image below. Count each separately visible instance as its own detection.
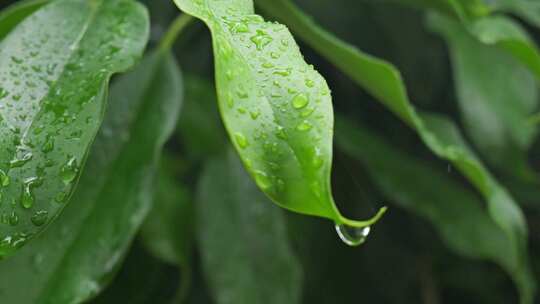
[0,0,49,41]
[256,0,535,302]
[172,0,386,231]
[197,149,302,304]
[0,0,149,257]
[0,49,182,303]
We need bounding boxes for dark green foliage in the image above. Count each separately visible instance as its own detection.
[0,0,538,303]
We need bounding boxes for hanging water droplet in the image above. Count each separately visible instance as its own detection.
[335,224,370,246]
[60,157,78,185]
[234,132,249,149]
[291,93,309,109]
[31,210,48,226]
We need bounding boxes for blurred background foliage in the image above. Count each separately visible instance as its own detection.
[2,0,539,303]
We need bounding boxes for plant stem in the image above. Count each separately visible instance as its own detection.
[160,14,194,51]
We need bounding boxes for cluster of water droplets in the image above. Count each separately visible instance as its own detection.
[0,0,144,254]
[210,9,333,201]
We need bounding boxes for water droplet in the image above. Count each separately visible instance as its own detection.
[300,107,315,118]
[250,30,273,50]
[335,224,370,246]
[8,212,19,226]
[41,135,54,153]
[0,170,9,187]
[234,132,249,149]
[21,185,35,209]
[305,78,315,88]
[275,126,287,140]
[273,68,291,77]
[10,151,33,168]
[291,93,309,109]
[262,62,274,69]
[31,210,48,226]
[0,87,8,99]
[254,171,272,190]
[296,120,312,131]
[249,110,260,120]
[60,157,78,185]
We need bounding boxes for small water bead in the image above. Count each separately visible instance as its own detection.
[335,224,371,246]
[254,171,272,190]
[275,126,288,140]
[291,93,309,109]
[41,135,54,153]
[261,62,274,69]
[249,111,260,120]
[0,88,8,99]
[300,107,315,118]
[0,170,9,187]
[234,132,249,149]
[31,210,48,226]
[273,68,291,77]
[305,78,315,88]
[296,120,312,131]
[10,151,33,168]
[237,107,247,114]
[60,157,78,185]
[8,212,19,226]
[250,30,273,50]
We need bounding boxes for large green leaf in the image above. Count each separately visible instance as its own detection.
[0,50,182,304]
[335,116,536,304]
[429,13,539,180]
[172,0,386,230]
[0,0,49,40]
[0,0,149,257]
[197,150,302,304]
[256,0,535,302]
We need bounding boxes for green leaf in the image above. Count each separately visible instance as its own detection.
[428,13,538,181]
[172,0,386,229]
[0,0,149,256]
[0,50,183,304]
[0,0,49,40]
[335,116,536,304]
[197,149,302,304]
[256,1,535,302]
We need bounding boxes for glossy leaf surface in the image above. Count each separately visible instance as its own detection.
[0,50,182,304]
[335,117,536,304]
[0,0,48,40]
[197,150,302,304]
[0,0,149,256]
[173,0,386,228]
[256,0,534,302]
